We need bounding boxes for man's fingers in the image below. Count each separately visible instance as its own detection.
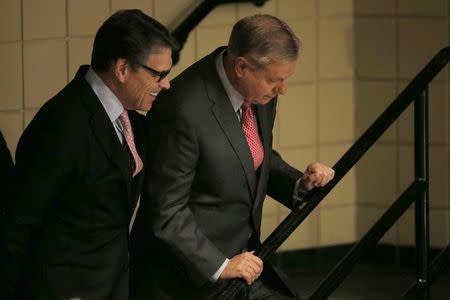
[247,260,263,280]
[220,251,264,283]
[243,271,254,285]
[238,252,263,284]
[239,267,255,285]
[246,252,263,268]
[304,164,335,188]
[242,254,262,278]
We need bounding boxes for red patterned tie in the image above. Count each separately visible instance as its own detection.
[119,111,143,177]
[241,102,264,170]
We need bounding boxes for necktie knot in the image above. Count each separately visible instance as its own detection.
[242,101,250,110]
[118,110,143,177]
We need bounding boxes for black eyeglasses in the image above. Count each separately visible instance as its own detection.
[139,64,171,82]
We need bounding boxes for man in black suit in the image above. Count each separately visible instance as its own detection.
[132,14,334,299]
[2,9,177,300]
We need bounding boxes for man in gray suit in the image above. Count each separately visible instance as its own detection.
[132,14,334,299]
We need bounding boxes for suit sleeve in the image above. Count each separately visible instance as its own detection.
[266,98,303,209]
[3,109,78,296]
[267,150,303,209]
[144,104,227,284]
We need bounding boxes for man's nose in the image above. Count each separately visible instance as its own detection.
[277,80,287,95]
[159,76,171,90]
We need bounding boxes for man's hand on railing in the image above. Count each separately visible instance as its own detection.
[219,251,263,285]
[299,162,335,192]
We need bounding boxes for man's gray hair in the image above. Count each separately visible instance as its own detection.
[228,14,300,68]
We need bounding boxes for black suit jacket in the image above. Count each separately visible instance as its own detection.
[132,48,302,299]
[3,66,146,300]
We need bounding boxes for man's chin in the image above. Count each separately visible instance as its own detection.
[260,97,274,105]
[143,103,152,111]
[142,97,156,111]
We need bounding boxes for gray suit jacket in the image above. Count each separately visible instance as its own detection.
[132,47,302,299]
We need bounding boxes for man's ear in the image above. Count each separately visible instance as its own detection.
[114,58,129,83]
[235,56,248,78]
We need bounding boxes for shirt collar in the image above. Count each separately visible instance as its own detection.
[85,66,124,122]
[215,49,245,113]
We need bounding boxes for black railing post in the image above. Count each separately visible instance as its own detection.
[414,86,430,300]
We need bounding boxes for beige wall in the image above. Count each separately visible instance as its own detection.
[354,0,450,249]
[0,0,448,250]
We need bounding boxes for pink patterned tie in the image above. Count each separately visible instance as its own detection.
[119,111,143,177]
[241,102,264,170]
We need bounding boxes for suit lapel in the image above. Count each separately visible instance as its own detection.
[89,107,132,196]
[211,99,257,197]
[128,111,145,213]
[255,105,270,155]
[75,67,132,196]
[129,112,145,160]
[253,104,271,206]
[204,51,257,198]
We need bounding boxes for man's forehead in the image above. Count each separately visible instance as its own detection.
[263,60,297,77]
[144,48,173,67]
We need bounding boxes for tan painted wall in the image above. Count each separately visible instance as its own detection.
[354,0,449,249]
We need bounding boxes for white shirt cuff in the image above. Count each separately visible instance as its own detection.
[293,177,306,203]
[211,258,229,282]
